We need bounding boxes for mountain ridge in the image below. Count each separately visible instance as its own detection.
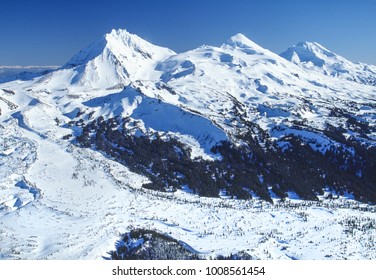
[1,30,376,203]
[1,28,376,260]
[280,41,376,86]
[4,29,375,88]
[23,28,375,202]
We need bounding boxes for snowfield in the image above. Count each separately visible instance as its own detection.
[0,88,375,260]
[1,29,375,259]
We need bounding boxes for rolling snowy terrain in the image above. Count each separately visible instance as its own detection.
[0,29,375,260]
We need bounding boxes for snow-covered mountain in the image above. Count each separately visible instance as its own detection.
[34,29,175,91]
[1,29,375,260]
[280,41,376,86]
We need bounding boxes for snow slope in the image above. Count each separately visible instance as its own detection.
[0,66,58,83]
[155,34,376,146]
[33,29,175,91]
[0,29,375,260]
[1,113,375,259]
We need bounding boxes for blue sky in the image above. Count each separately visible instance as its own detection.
[1,0,375,66]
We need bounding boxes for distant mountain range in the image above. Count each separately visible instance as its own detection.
[0,66,58,82]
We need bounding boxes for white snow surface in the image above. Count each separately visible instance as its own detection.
[0,29,375,259]
[33,29,175,91]
[280,41,376,86]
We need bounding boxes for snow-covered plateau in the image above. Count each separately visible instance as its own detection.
[0,29,375,259]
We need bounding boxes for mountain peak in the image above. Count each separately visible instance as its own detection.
[296,41,335,56]
[280,41,376,86]
[296,41,327,49]
[104,28,150,52]
[41,28,175,90]
[64,29,158,68]
[104,28,134,47]
[223,33,265,53]
[107,28,133,38]
[280,41,337,67]
[228,33,252,44]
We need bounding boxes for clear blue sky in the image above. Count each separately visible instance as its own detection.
[1,0,375,66]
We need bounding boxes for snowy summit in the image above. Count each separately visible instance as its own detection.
[37,29,175,90]
[280,41,376,85]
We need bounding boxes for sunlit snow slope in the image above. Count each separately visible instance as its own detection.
[0,29,375,260]
[280,41,376,86]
